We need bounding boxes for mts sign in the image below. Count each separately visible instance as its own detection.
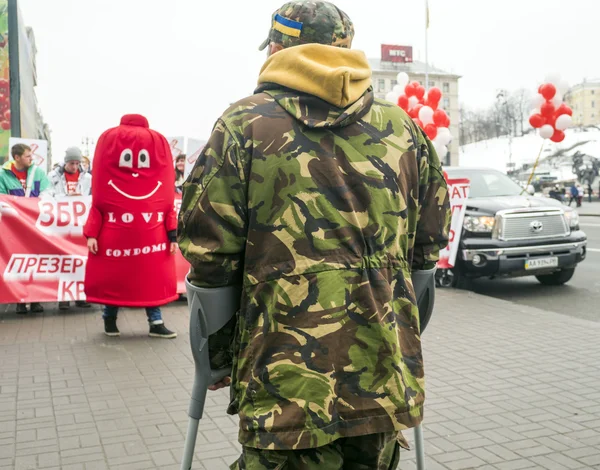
[381,45,413,64]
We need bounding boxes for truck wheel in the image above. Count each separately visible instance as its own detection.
[436,268,470,290]
[535,268,575,286]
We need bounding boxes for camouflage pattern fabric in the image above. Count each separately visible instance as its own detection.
[259,1,354,51]
[230,432,403,469]
[178,81,450,449]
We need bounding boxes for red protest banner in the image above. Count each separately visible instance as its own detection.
[0,195,190,304]
[438,178,470,269]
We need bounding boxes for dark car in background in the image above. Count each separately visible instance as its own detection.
[439,167,587,288]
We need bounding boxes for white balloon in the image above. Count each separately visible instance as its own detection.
[558,80,570,95]
[544,73,561,87]
[555,114,573,131]
[435,144,448,157]
[385,91,399,103]
[531,94,545,110]
[539,124,554,139]
[393,84,404,95]
[396,72,410,89]
[437,127,452,145]
[408,96,420,109]
[552,94,563,108]
[419,106,435,125]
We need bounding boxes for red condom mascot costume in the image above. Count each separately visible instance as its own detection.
[84,114,178,338]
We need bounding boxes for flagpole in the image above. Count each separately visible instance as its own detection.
[425,0,429,89]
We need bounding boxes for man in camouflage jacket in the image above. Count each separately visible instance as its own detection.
[178,1,451,468]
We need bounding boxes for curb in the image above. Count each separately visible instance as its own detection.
[580,214,600,217]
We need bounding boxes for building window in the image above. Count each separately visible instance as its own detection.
[378,79,385,92]
[430,81,435,87]
[443,98,450,109]
[592,101,596,108]
[592,90,595,95]
[443,82,450,93]
[391,79,397,89]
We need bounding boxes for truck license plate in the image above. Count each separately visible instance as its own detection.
[525,257,559,270]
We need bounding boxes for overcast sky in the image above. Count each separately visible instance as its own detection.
[19,0,600,163]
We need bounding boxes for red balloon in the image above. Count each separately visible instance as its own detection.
[556,103,573,117]
[540,102,556,118]
[444,115,451,127]
[545,114,556,127]
[529,114,544,129]
[426,97,439,110]
[413,118,424,129]
[540,83,557,101]
[427,87,442,105]
[433,109,448,127]
[397,95,409,110]
[412,104,423,117]
[405,84,416,97]
[538,84,544,94]
[551,129,565,143]
[425,124,438,140]
[415,86,426,100]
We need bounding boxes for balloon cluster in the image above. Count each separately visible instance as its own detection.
[386,72,452,157]
[528,74,573,143]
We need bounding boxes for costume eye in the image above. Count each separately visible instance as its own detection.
[119,149,133,168]
[138,149,150,168]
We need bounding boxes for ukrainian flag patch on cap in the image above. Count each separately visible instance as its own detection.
[273,13,303,38]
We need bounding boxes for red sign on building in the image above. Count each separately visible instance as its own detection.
[381,45,413,63]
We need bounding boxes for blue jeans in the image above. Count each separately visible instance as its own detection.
[102,305,163,325]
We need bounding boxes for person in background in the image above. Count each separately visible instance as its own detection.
[48,147,92,197]
[81,155,91,174]
[588,182,593,203]
[175,154,186,194]
[549,184,563,203]
[48,146,93,310]
[576,183,583,207]
[0,143,53,314]
[569,183,578,207]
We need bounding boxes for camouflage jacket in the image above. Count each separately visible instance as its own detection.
[179,45,450,451]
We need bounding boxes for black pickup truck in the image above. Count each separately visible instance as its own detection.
[438,167,587,288]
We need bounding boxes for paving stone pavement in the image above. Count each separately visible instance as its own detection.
[1,290,599,470]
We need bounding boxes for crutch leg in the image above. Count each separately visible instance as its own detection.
[414,424,426,470]
[181,418,200,470]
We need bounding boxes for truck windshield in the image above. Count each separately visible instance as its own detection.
[445,169,524,198]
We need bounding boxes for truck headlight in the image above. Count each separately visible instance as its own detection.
[564,210,579,229]
[464,215,495,233]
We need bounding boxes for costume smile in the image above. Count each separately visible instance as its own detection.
[108,180,162,200]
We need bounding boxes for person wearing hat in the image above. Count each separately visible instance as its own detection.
[48,146,92,198]
[48,146,92,310]
[178,1,450,467]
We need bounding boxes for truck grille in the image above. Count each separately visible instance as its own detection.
[498,210,570,242]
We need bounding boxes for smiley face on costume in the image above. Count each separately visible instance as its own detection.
[92,114,174,205]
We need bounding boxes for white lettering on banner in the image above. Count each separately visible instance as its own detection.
[105,243,166,257]
[36,197,91,236]
[58,281,86,302]
[3,254,87,282]
[438,179,470,269]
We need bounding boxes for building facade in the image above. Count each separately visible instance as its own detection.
[369,51,461,167]
[565,79,600,127]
